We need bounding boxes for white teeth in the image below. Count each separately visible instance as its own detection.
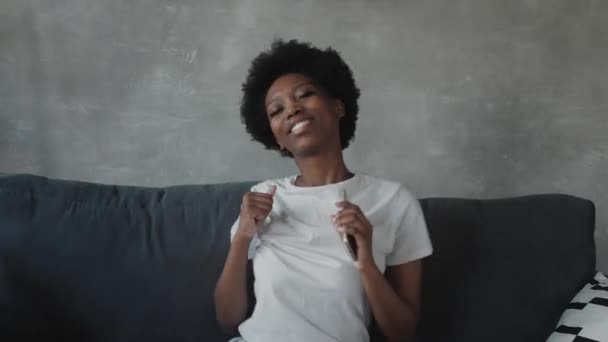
[291,120,310,134]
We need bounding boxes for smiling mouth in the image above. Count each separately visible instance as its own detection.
[289,120,312,135]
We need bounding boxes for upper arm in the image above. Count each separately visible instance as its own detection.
[385,260,423,319]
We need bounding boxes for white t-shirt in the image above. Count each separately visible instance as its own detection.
[229,172,433,342]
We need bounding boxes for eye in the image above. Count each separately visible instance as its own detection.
[298,90,314,98]
[268,107,283,118]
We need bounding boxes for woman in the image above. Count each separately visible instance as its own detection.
[214,39,432,342]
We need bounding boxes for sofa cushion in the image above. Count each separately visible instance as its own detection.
[0,254,54,341]
[546,272,608,342]
[417,195,596,342]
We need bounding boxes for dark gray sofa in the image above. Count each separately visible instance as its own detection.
[0,174,596,341]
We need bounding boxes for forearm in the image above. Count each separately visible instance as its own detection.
[360,266,418,342]
[214,237,251,334]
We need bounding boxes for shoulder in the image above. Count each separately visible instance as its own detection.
[359,173,422,228]
[359,173,418,205]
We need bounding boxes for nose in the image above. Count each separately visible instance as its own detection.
[285,98,303,119]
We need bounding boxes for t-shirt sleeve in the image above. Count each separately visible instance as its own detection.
[386,187,433,266]
[228,182,269,260]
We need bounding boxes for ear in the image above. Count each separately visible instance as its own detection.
[333,99,346,118]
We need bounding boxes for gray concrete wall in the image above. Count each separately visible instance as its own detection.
[1,0,606,272]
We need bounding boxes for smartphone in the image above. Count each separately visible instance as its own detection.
[340,189,358,261]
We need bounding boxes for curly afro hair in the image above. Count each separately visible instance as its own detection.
[240,39,361,158]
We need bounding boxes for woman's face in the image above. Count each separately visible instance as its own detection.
[264,73,343,158]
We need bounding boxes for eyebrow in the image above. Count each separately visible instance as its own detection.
[265,82,313,107]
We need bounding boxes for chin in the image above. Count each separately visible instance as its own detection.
[290,143,324,158]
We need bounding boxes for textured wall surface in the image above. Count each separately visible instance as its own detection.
[1,0,606,271]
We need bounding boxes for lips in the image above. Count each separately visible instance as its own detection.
[288,118,313,134]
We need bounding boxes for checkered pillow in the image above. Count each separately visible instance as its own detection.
[547,272,608,342]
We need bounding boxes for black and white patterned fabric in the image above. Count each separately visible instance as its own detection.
[547,272,608,342]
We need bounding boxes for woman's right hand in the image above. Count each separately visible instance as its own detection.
[234,185,277,242]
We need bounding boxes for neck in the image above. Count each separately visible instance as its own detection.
[293,150,352,187]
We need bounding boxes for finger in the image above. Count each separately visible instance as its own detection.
[335,201,359,210]
[334,206,369,226]
[249,202,272,214]
[333,213,358,227]
[337,224,361,236]
[252,214,268,225]
[248,200,272,212]
[335,215,371,237]
[333,208,366,224]
[248,192,275,202]
[267,185,277,196]
[247,195,274,207]
[243,202,272,216]
[331,206,357,219]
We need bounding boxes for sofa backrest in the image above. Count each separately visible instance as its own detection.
[0,174,251,341]
[0,174,596,341]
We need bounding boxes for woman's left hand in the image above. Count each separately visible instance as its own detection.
[331,201,377,273]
